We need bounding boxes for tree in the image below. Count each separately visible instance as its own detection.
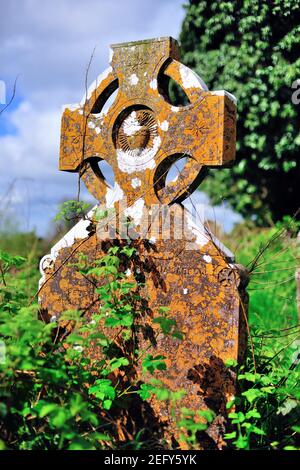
[178,0,300,225]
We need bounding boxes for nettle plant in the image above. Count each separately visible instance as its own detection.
[225,333,300,450]
[0,202,299,450]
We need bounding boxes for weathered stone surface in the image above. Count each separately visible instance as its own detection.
[39,37,248,449]
[59,37,236,207]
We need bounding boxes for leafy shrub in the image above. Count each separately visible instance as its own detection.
[0,220,299,450]
[0,243,186,449]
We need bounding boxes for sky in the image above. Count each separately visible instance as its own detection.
[0,0,241,236]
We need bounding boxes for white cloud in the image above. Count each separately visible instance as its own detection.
[0,0,185,106]
[1,102,60,178]
[0,102,89,233]
[0,0,241,236]
[0,0,185,234]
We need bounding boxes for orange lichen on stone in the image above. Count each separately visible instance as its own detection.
[39,37,248,449]
[59,37,236,208]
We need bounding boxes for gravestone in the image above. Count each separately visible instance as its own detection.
[39,37,248,449]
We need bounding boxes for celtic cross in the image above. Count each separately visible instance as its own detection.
[59,37,236,211]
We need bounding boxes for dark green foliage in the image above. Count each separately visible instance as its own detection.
[0,238,187,449]
[225,334,300,450]
[179,0,300,224]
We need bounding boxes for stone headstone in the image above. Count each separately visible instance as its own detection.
[39,37,248,449]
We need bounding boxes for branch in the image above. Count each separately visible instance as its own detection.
[0,75,19,116]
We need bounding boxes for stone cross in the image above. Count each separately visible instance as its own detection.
[60,37,236,207]
[39,37,248,449]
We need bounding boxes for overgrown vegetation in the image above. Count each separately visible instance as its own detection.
[223,217,300,449]
[0,231,211,449]
[0,216,299,450]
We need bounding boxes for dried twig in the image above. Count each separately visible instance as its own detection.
[0,75,19,116]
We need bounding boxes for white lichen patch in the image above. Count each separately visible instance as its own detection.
[179,63,208,90]
[149,78,157,90]
[185,211,234,259]
[62,103,81,112]
[124,198,145,226]
[92,109,108,126]
[125,268,132,277]
[88,121,96,129]
[109,47,114,63]
[123,111,142,136]
[211,90,237,105]
[95,126,101,134]
[186,215,209,248]
[105,182,124,208]
[39,205,98,289]
[203,254,212,263]
[117,136,161,174]
[131,178,141,188]
[93,109,108,118]
[183,288,188,295]
[40,256,53,272]
[80,66,112,105]
[129,73,139,86]
[171,106,179,113]
[158,120,169,131]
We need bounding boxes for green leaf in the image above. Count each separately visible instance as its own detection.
[224,431,237,440]
[89,379,116,404]
[137,384,152,400]
[104,313,133,328]
[120,246,136,258]
[234,434,248,449]
[39,403,59,418]
[51,409,68,429]
[68,438,95,450]
[54,200,90,222]
[153,317,176,334]
[245,410,261,419]
[225,358,238,368]
[142,354,167,374]
[251,426,265,436]
[238,372,261,382]
[137,381,171,402]
[103,399,113,410]
[242,389,264,404]
[101,357,129,376]
[198,409,215,423]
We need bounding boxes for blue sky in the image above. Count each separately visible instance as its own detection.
[0,0,241,235]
